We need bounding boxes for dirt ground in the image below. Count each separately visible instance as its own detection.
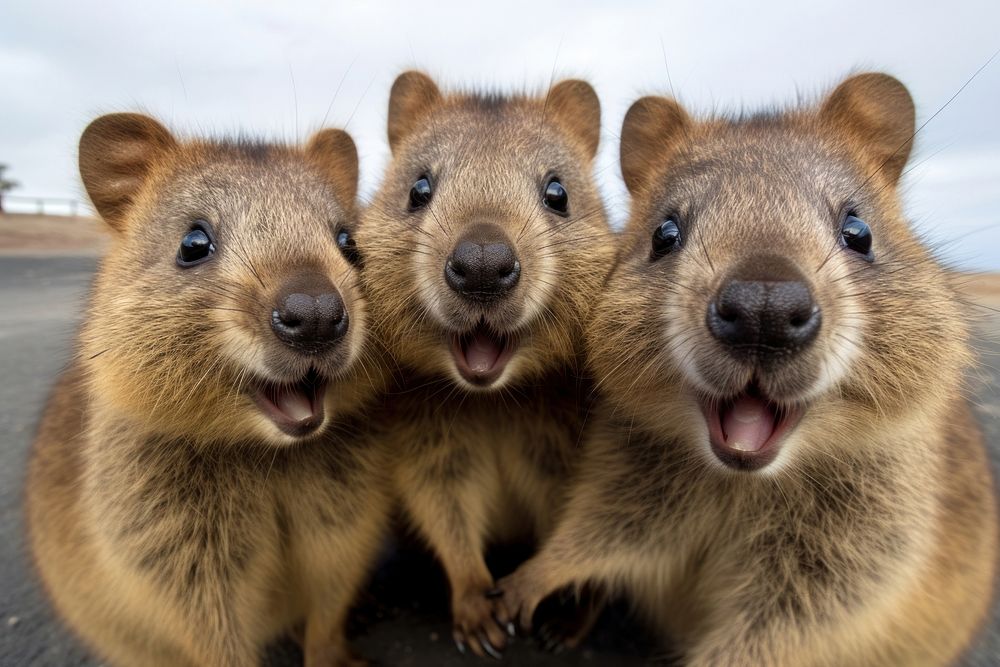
[0,213,108,255]
[963,271,1000,307]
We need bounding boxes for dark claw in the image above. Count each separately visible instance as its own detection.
[485,588,504,599]
[478,634,503,660]
[455,638,467,655]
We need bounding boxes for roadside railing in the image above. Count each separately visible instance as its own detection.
[2,195,91,217]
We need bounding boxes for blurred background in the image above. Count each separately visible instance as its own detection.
[1,0,998,268]
[2,1,999,665]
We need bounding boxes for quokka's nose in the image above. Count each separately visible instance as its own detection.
[270,274,348,354]
[444,226,520,301]
[706,257,821,363]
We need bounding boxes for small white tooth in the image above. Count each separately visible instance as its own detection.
[730,440,754,452]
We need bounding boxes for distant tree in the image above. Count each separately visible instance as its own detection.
[0,164,18,213]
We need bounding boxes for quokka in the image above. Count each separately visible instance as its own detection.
[358,71,615,656]
[27,113,390,667]
[495,72,998,666]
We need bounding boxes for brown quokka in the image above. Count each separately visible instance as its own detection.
[494,73,998,665]
[358,71,615,657]
[26,113,391,666]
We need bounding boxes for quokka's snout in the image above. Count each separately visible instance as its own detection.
[706,255,822,364]
[269,272,350,355]
[443,223,522,302]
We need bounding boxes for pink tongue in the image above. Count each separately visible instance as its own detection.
[275,387,314,422]
[721,395,775,452]
[465,333,502,373]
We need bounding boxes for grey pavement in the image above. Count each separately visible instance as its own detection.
[1,255,998,666]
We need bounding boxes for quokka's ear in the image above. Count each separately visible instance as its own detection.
[619,95,691,195]
[79,113,177,231]
[387,70,442,154]
[546,79,602,161]
[306,128,359,209]
[819,72,916,186]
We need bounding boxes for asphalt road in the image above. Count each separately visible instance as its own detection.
[1,255,998,666]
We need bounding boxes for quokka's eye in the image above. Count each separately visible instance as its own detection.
[177,220,216,267]
[841,214,873,261]
[542,177,569,215]
[650,216,682,260]
[336,229,361,266]
[409,175,433,210]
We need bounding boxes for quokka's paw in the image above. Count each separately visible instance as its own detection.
[451,584,511,659]
[490,567,547,639]
[532,584,605,654]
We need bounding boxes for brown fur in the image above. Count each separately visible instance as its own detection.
[26,114,391,666]
[494,73,999,665]
[358,72,614,656]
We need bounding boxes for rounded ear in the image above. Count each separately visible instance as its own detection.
[620,96,690,194]
[387,71,442,153]
[79,113,176,230]
[819,72,915,185]
[545,79,601,160]
[306,128,359,208]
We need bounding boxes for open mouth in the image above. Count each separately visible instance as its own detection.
[250,367,328,438]
[702,383,803,471]
[449,320,518,387]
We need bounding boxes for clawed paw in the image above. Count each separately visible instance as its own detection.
[490,570,545,640]
[451,587,511,659]
[531,585,603,654]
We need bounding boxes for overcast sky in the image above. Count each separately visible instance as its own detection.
[3,0,998,269]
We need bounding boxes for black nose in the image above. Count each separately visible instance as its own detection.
[271,276,348,354]
[707,279,821,363]
[444,231,520,301]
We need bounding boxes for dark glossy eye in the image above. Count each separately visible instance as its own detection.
[543,178,568,215]
[841,214,873,261]
[336,229,362,266]
[177,221,216,267]
[651,217,682,259]
[409,175,433,210]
